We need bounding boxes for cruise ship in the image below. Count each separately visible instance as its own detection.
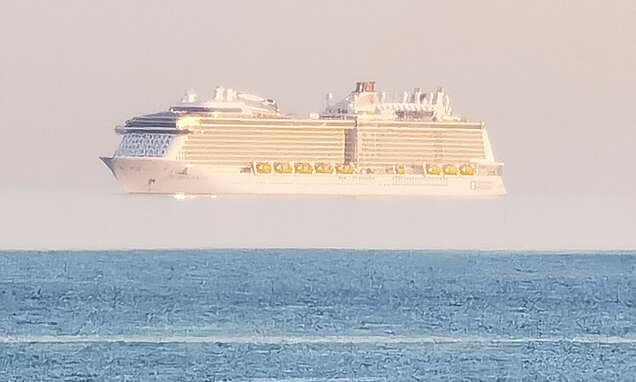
[100,81,506,196]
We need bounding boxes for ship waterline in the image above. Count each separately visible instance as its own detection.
[101,81,506,196]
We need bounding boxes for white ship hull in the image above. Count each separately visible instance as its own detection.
[102,156,507,197]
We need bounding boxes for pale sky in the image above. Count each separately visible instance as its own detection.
[0,0,634,250]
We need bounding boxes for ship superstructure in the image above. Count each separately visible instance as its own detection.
[101,81,506,196]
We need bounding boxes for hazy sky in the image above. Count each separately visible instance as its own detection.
[1,1,634,250]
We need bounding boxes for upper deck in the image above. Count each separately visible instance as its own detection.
[116,81,482,135]
[112,81,501,174]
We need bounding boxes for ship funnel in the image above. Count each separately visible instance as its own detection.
[355,81,377,93]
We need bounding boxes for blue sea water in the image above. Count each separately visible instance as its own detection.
[0,250,634,381]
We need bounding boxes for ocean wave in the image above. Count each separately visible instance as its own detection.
[1,334,634,345]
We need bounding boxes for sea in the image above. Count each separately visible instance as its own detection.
[0,250,634,381]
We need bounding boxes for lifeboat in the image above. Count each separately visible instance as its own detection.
[274,162,293,174]
[394,164,406,175]
[255,162,272,174]
[294,162,314,174]
[426,164,442,175]
[335,164,356,174]
[459,165,475,176]
[443,165,458,175]
[315,163,334,174]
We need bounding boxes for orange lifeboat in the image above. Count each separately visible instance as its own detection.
[294,162,314,174]
[426,164,442,175]
[459,165,475,176]
[315,163,334,174]
[335,164,356,174]
[274,162,293,174]
[394,164,406,175]
[443,165,458,175]
[255,162,272,174]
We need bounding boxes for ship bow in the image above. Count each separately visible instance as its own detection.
[100,156,117,178]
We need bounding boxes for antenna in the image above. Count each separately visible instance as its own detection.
[325,93,333,107]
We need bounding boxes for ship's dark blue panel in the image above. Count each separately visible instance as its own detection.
[124,112,177,129]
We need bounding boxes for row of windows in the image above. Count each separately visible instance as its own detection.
[116,133,173,157]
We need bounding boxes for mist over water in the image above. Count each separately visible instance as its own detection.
[1,188,634,250]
